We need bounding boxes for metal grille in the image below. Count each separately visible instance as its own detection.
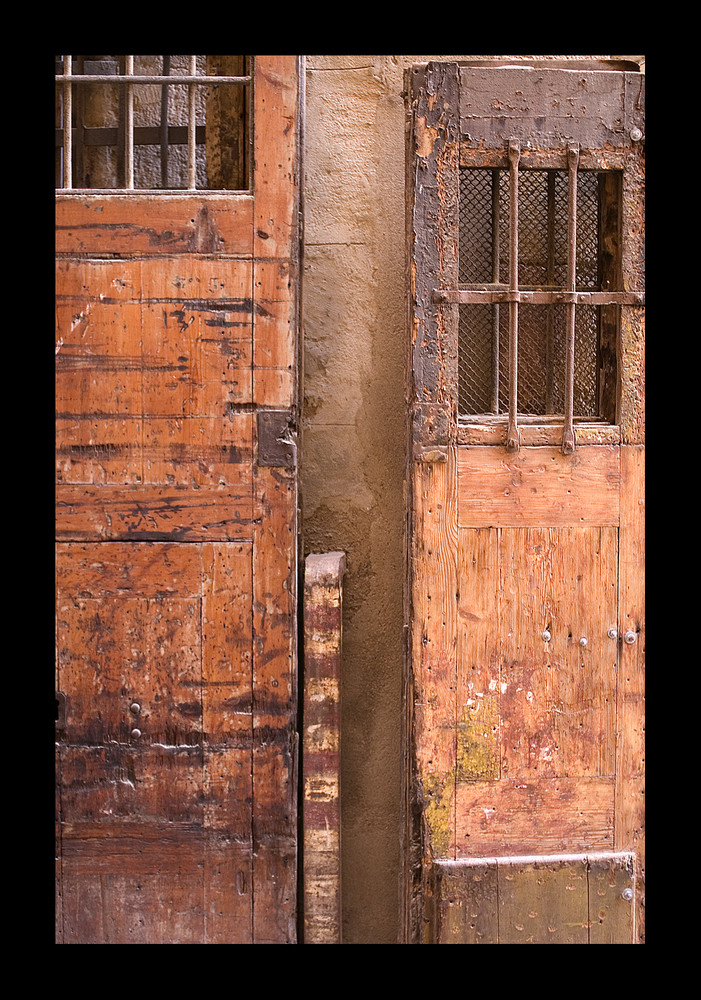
[55,56,251,191]
[458,166,601,418]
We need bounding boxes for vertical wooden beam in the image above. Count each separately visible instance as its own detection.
[302,552,346,944]
[249,55,301,944]
[616,444,645,942]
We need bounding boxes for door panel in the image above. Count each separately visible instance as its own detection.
[404,61,644,944]
[55,56,301,944]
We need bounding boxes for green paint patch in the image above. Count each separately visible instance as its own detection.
[456,698,499,781]
[423,771,453,858]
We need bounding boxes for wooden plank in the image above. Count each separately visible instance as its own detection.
[303,552,345,944]
[457,445,620,527]
[432,859,499,944]
[55,483,253,541]
[454,777,614,857]
[616,445,645,942]
[251,464,298,943]
[498,855,589,944]
[588,853,635,944]
[499,527,618,779]
[432,852,635,944]
[458,67,633,150]
[411,452,458,859]
[55,194,254,256]
[456,528,500,781]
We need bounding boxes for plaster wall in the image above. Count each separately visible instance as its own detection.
[300,54,644,944]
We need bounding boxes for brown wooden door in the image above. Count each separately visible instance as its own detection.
[55,56,301,944]
[403,61,644,944]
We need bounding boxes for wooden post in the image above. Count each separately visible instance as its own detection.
[302,552,346,944]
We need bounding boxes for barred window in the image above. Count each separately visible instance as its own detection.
[457,162,619,426]
[55,56,251,191]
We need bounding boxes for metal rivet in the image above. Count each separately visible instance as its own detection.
[624,631,637,645]
[630,127,643,142]
[131,728,142,738]
[607,628,618,640]
[130,702,141,715]
[621,888,634,901]
[542,629,551,642]
[579,637,587,647]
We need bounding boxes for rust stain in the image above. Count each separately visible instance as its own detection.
[415,115,439,159]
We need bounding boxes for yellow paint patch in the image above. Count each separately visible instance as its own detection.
[456,698,499,781]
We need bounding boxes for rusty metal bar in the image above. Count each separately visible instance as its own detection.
[492,168,501,414]
[562,144,579,454]
[124,55,134,189]
[506,139,520,452]
[62,56,72,189]
[160,55,171,189]
[54,73,251,84]
[188,56,197,190]
[546,170,556,413]
[433,289,643,305]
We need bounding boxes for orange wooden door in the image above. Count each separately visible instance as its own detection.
[55,56,301,944]
[404,61,644,944]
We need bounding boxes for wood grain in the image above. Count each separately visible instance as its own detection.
[457,446,620,527]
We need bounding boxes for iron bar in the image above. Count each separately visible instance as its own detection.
[62,56,72,189]
[562,144,579,454]
[434,288,643,305]
[546,170,556,413]
[491,168,501,414]
[506,139,520,452]
[54,73,251,85]
[188,56,197,190]
[160,55,171,189]
[124,55,134,189]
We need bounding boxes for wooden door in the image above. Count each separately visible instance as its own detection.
[55,56,301,944]
[403,61,644,944]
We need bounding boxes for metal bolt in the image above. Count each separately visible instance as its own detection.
[630,127,643,142]
[579,637,588,647]
[131,728,142,738]
[542,629,551,642]
[621,887,634,901]
[624,631,637,645]
[607,628,618,640]
[130,702,141,715]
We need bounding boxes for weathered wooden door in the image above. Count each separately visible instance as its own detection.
[404,61,644,944]
[55,56,301,944]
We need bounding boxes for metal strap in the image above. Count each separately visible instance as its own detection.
[506,139,520,453]
[562,143,579,454]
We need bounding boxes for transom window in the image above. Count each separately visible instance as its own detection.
[55,56,251,192]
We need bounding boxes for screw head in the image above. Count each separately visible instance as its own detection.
[542,630,551,642]
[130,702,141,715]
[630,127,643,142]
[579,637,588,647]
[608,628,618,640]
[621,887,634,901]
[130,728,142,738]
[624,631,637,645]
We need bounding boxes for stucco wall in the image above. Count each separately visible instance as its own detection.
[300,54,644,944]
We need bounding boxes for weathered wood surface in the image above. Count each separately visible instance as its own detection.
[404,62,644,944]
[432,852,635,944]
[458,66,644,151]
[302,552,345,944]
[55,56,301,944]
[457,446,620,527]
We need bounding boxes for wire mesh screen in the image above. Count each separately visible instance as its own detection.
[458,167,601,417]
